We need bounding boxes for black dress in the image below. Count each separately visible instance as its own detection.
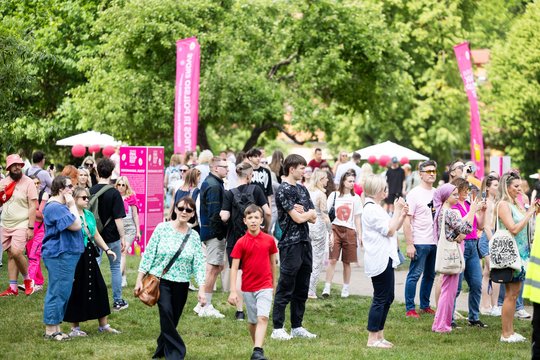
[64,240,110,322]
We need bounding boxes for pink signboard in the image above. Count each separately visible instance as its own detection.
[119,146,164,255]
[174,37,201,154]
[454,42,485,179]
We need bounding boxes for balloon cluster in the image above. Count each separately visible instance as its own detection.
[71,144,116,158]
[365,155,409,166]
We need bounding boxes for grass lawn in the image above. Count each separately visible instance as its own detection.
[0,253,532,360]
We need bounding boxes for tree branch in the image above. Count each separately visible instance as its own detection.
[242,121,317,151]
[268,53,297,79]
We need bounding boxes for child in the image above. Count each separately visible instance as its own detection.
[228,204,278,360]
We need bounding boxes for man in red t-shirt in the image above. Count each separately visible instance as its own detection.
[307,148,325,169]
[228,205,278,360]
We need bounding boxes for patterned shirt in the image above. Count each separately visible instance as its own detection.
[138,222,206,285]
[437,209,473,242]
[275,181,314,249]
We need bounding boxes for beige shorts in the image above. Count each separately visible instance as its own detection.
[1,227,27,252]
[204,237,226,266]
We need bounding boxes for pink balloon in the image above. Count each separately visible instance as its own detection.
[378,155,391,167]
[71,144,86,158]
[102,145,115,157]
[400,156,409,165]
[368,155,377,164]
[88,144,101,153]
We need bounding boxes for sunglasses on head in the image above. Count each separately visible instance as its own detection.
[176,206,194,213]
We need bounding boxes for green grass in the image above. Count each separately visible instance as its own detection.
[0,253,532,359]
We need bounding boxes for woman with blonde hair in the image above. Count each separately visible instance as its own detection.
[306,169,331,299]
[77,167,92,189]
[115,176,141,288]
[82,156,98,185]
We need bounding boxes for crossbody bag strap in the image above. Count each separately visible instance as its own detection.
[160,229,191,278]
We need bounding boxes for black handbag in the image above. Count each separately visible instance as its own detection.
[328,192,337,222]
[490,268,514,284]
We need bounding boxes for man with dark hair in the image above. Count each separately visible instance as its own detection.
[404,160,437,318]
[334,152,362,185]
[384,157,406,214]
[26,150,54,194]
[307,148,325,169]
[195,157,229,318]
[271,154,318,340]
[448,159,465,183]
[89,158,127,311]
[246,148,273,209]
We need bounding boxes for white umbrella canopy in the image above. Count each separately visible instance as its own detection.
[56,131,121,147]
[355,141,429,161]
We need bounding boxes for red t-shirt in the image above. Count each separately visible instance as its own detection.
[230,231,278,292]
[307,159,324,169]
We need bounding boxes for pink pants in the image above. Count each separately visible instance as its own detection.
[26,223,45,285]
[432,273,460,332]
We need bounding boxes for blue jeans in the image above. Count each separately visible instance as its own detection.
[456,240,482,321]
[43,252,81,325]
[98,240,123,302]
[404,244,436,311]
[497,282,525,310]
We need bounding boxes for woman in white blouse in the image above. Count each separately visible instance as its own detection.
[362,175,408,349]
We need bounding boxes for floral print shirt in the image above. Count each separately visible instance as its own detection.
[138,222,205,285]
[437,209,473,242]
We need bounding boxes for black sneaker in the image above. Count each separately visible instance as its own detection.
[235,311,245,321]
[112,299,129,312]
[468,320,488,328]
[250,349,267,360]
[451,322,462,330]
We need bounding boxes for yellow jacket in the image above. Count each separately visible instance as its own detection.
[524,214,540,302]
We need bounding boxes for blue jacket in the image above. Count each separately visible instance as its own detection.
[200,172,225,241]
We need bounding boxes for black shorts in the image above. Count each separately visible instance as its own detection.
[384,192,402,205]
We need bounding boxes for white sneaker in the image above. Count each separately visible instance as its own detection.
[341,288,349,298]
[500,333,526,343]
[271,328,292,340]
[198,304,225,319]
[322,286,330,299]
[193,303,202,314]
[308,292,318,299]
[514,309,532,319]
[490,306,502,317]
[34,285,43,292]
[291,327,317,339]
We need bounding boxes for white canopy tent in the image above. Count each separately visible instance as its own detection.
[355,141,429,161]
[55,131,121,147]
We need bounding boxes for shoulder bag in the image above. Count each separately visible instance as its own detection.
[489,203,522,271]
[435,209,465,275]
[135,229,191,307]
[328,192,337,222]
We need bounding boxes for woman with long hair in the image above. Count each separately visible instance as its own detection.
[478,174,501,315]
[61,165,79,187]
[114,176,141,287]
[497,172,536,342]
[171,168,201,232]
[306,169,331,299]
[77,167,92,189]
[82,156,98,185]
[64,187,120,336]
[322,170,362,298]
[42,176,83,341]
[135,197,206,359]
[432,183,477,333]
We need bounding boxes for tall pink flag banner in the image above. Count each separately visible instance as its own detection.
[120,146,164,255]
[454,42,485,179]
[174,37,200,154]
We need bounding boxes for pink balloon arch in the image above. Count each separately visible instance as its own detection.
[102,145,116,157]
[71,144,86,158]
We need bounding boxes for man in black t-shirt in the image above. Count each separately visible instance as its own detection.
[271,154,317,341]
[385,157,406,214]
[89,158,127,311]
[246,148,273,208]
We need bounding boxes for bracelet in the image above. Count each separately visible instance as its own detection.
[28,226,34,230]
[105,248,111,253]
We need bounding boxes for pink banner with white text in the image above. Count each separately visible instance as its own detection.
[454,42,485,179]
[120,146,164,255]
[174,37,200,154]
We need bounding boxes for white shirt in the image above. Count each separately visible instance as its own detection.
[327,192,362,230]
[334,161,362,185]
[362,198,399,277]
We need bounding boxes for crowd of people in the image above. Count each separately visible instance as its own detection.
[1,147,539,359]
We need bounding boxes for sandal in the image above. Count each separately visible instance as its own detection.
[98,324,121,334]
[367,340,392,349]
[44,332,71,341]
[68,328,88,337]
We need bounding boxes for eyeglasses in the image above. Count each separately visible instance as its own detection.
[176,206,194,213]
[420,170,437,175]
[78,196,90,200]
[116,183,126,187]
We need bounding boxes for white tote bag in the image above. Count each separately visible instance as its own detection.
[489,204,522,271]
[435,210,465,275]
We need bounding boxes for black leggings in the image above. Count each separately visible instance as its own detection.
[367,259,395,332]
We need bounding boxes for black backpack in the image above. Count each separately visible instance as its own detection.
[229,185,257,241]
[88,185,114,232]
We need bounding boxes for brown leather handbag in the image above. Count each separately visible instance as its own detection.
[135,230,191,307]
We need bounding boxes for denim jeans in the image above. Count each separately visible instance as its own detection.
[497,281,525,310]
[43,252,81,325]
[99,239,122,302]
[456,240,482,321]
[404,244,436,311]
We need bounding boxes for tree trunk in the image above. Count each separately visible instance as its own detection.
[197,124,211,151]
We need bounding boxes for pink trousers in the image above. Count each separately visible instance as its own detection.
[432,273,460,333]
[26,223,45,285]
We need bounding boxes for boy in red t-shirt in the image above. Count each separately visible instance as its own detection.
[228,205,278,360]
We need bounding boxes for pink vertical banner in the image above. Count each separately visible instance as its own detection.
[174,37,200,154]
[454,42,485,179]
[120,146,164,255]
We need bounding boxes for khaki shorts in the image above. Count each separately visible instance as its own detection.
[1,227,27,252]
[204,237,226,266]
[329,224,357,263]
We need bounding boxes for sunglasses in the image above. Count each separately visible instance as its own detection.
[116,183,126,187]
[84,163,94,167]
[180,169,188,172]
[420,170,437,175]
[78,196,90,200]
[176,206,194,213]
[65,184,74,189]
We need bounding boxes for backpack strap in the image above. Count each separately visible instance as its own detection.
[92,185,115,229]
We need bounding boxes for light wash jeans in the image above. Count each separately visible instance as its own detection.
[98,239,123,302]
